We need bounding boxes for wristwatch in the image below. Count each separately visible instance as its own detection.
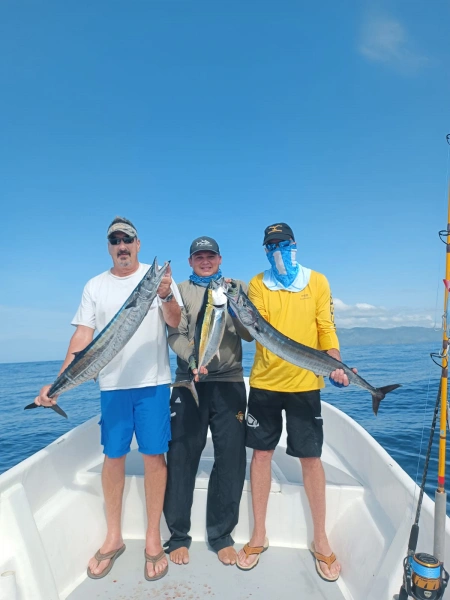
[159,292,174,303]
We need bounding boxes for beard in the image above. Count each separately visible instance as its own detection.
[117,252,132,267]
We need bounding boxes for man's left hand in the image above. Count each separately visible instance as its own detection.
[158,265,172,299]
[329,367,358,387]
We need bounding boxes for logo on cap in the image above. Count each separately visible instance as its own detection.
[196,239,212,247]
[267,225,283,234]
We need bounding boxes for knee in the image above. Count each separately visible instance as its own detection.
[143,453,167,472]
[104,454,126,467]
[299,457,322,471]
[252,449,274,464]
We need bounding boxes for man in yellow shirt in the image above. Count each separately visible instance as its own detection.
[236,222,353,582]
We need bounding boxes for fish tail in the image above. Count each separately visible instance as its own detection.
[169,380,199,407]
[371,384,401,416]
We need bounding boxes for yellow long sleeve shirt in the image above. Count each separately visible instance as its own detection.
[248,270,340,393]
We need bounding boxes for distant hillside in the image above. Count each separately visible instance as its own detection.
[337,327,441,347]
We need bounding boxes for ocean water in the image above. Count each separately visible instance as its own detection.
[0,343,447,512]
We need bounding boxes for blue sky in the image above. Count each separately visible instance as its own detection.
[2,0,450,362]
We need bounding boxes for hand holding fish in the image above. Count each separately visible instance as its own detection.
[157,264,173,300]
[34,384,59,407]
[327,349,357,386]
[329,367,358,387]
[192,366,208,383]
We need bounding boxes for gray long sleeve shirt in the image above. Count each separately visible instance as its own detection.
[167,279,251,382]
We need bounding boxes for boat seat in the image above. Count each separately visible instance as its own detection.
[87,437,362,491]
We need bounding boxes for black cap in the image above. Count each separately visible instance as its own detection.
[263,222,295,245]
[189,236,220,257]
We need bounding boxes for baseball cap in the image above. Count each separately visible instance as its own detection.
[189,236,220,256]
[107,216,138,239]
[263,222,295,245]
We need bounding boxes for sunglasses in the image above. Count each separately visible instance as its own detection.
[108,236,136,245]
[265,240,292,251]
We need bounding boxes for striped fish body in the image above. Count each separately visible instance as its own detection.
[48,258,170,399]
[225,283,400,415]
[194,281,227,372]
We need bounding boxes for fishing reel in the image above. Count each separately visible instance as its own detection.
[400,553,449,599]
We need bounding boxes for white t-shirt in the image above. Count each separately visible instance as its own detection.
[71,263,183,391]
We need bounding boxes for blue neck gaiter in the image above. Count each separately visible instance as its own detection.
[265,241,299,288]
[189,269,223,287]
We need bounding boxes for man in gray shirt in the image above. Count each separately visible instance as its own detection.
[163,236,252,566]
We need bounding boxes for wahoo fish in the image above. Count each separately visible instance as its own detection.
[224,283,400,415]
[172,279,228,406]
[25,258,170,418]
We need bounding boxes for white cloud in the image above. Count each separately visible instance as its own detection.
[359,13,428,72]
[334,298,435,328]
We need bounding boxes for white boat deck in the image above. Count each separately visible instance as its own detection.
[67,540,346,600]
[2,387,450,600]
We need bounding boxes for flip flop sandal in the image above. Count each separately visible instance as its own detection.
[310,541,340,582]
[236,537,269,571]
[87,544,126,579]
[144,549,169,581]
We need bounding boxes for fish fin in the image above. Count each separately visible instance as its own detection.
[23,402,68,418]
[125,298,138,309]
[24,402,40,410]
[51,405,68,418]
[169,380,199,407]
[371,384,401,416]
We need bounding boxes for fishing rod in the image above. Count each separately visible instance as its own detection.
[398,136,450,600]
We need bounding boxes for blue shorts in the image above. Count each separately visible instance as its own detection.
[99,385,171,458]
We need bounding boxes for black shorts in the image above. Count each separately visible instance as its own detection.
[246,387,323,458]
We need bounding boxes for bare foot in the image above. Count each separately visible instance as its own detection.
[218,546,237,565]
[170,546,189,565]
[313,540,341,580]
[236,534,266,569]
[87,540,124,577]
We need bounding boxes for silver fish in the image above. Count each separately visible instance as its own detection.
[224,283,400,415]
[25,258,170,418]
[171,279,228,406]
[196,278,227,371]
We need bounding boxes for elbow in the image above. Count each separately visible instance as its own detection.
[166,313,181,329]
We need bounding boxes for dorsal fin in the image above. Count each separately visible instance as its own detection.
[125,298,138,309]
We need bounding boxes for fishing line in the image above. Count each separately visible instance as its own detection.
[410,351,442,522]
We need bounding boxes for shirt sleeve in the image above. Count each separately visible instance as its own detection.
[171,281,184,307]
[315,274,340,351]
[248,275,268,320]
[71,282,96,330]
[167,305,192,363]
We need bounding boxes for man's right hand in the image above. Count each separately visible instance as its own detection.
[35,385,59,407]
[192,366,208,383]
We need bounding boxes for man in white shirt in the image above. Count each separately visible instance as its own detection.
[34,216,182,582]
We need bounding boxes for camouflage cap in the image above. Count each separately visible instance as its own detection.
[107,216,138,239]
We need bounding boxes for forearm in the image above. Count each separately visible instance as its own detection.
[58,326,95,375]
[162,299,181,328]
[232,317,254,342]
[326,348,342,362]
[168,331,193,363]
